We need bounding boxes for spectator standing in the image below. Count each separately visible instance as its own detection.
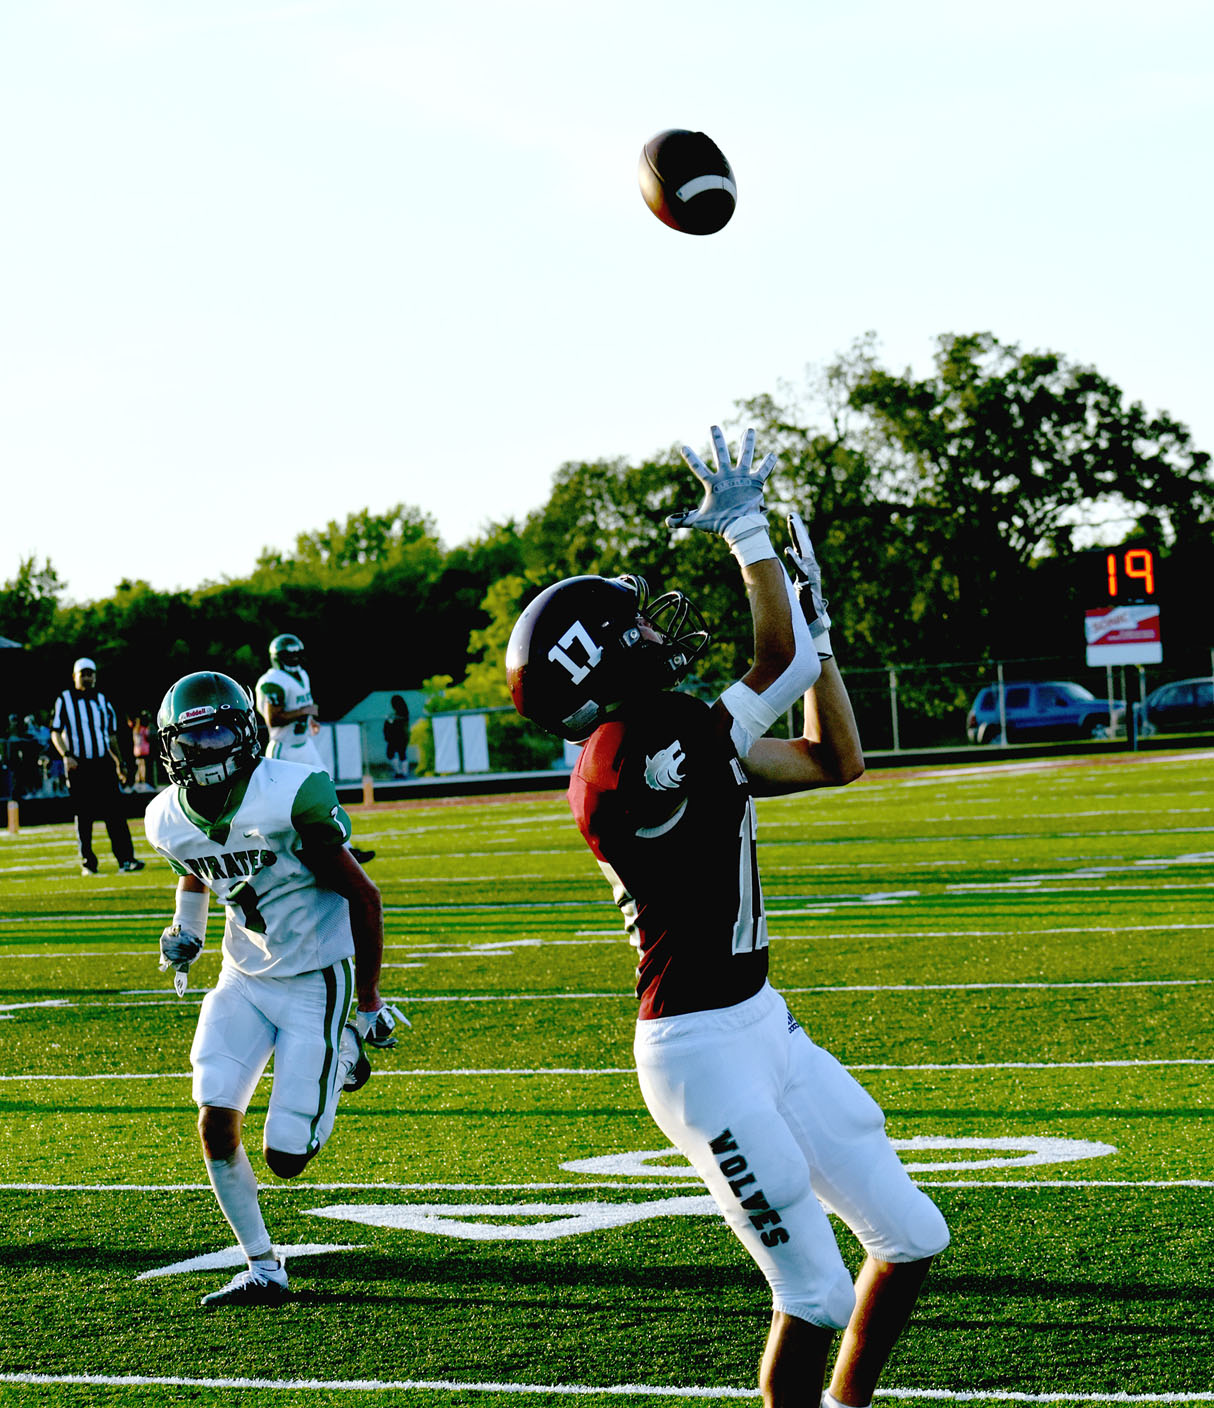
[50,657,145,875]
[383,695,411,778]
[131,713,153,790]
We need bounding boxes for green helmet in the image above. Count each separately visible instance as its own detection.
[157,671,261,788]
[269,633,305,670]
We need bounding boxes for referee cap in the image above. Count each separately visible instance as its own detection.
[73,657,97,673]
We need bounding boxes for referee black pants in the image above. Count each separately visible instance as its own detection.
[68,760,135,869]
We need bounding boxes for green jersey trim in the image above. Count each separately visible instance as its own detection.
[308,959,353,1152]
[178,771,255,847]
[291,769,350,849]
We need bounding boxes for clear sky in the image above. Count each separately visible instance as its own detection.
[2,0,1211,605]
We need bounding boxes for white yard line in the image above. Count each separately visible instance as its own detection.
[0,1373,1209,1402]
[1,1179,1211,1193]
[2,1056,1210,1083]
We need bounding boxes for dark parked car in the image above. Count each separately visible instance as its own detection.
[966,680,1124,745]
[1135,677,1214,737]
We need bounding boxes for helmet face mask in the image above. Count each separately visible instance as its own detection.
[269,633,305,671]
[506,574,710,741]
[158,672,262,788]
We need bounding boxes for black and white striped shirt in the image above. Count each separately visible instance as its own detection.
[51,689,118,761]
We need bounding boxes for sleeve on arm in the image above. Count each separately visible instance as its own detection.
[291,769,351,849]
[258,680,285,708]
[718,571,821,757]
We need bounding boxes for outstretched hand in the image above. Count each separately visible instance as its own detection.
[785,511,831,639]
[666,426,775,538]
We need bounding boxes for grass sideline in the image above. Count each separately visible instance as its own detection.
[0,748,1211,1406]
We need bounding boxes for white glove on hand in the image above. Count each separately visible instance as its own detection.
[355,1002,411,1049]
[159,925,203,997]
[666,427,776,560]
[785,512,833,652]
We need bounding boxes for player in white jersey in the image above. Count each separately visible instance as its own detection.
[144,670,407,1308]
[255,632,375,863]
[255,633,324,767]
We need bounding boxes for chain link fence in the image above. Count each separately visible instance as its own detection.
[401,655,1207,778]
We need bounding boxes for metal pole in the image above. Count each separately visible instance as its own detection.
[997,661,1007,745]
[1106,664,1116,739]
[888,668,900,752]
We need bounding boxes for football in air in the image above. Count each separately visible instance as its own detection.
[637,129,737,235]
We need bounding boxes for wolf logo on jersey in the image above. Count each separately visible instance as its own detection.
[644,741,686,791]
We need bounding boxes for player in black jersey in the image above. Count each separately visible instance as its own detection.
[508,426,948,1408]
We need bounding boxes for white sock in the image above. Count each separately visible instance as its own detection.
[204,1146,273,1261]
[823,1393,870,1408]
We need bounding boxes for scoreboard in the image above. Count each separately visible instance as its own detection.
[1092,544,1158,605]
[1084,543,1162,665]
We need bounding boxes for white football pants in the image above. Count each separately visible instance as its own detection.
[191,959,354,1157]
[634,981,949,1329]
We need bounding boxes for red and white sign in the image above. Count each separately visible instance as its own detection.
[1084,606,1162,665]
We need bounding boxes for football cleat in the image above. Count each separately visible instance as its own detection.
[119,859,145,872]
[337,1022,371,1093]
[199,1259,289,1308]
[80,863,98,876]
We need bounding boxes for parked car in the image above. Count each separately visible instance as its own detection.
[966,680,1124,745]
[1135,677,1214,737]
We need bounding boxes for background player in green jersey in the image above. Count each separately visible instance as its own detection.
[145,670,407,1307]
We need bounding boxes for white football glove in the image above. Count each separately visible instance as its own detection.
[666,426,775,554]
[785,511,832,645]
[355,1002,411,1049]
[158,925,204,997]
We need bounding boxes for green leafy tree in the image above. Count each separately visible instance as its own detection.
[742,332,1213,671]
[0,557,64,646]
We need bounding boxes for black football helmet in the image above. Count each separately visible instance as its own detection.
[506,574,710,741]
[269,633,305,670]
[157,671,262,788]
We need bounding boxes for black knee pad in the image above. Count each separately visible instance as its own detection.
[264,1147,311,1179]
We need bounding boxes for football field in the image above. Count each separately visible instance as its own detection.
[1,750,1212,1406]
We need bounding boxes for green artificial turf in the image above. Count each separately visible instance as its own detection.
[1,749,1211,1404]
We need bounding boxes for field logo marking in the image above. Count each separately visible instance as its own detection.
[293,1138,1118,1245]
[136,1243,362,1280]
[561,1137,1117,1180]
[304,1196,719,1242]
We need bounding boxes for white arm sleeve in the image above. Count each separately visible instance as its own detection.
[172,882,209,939]
[717,569,822,758]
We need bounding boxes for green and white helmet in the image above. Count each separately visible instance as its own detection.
[269,633,305,670]
[157,671,262,788]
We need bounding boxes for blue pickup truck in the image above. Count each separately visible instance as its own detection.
[966,680,1124,745]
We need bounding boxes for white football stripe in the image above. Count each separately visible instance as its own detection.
[674,175,737,201]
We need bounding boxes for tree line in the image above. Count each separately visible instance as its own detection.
[4,331,1211,754]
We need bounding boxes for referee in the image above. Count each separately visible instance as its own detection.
[50,657,145,876]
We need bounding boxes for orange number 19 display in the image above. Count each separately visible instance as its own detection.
[1104,546,1156,600]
